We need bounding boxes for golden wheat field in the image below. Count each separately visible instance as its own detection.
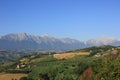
[53,52,90,59]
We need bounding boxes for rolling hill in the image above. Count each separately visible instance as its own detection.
[0,45,120,80]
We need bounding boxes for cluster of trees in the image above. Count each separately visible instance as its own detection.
[93,52,120,80]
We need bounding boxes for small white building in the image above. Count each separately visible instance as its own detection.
[16,65,20,69]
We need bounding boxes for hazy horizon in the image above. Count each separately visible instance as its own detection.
[0,0,120,40]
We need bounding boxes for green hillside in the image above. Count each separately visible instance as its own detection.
[0,45,120,80]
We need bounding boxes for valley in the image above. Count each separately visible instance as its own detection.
[0,45,120,80]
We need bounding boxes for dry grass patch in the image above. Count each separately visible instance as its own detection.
[0,73,27,80]
[53,52,90,59]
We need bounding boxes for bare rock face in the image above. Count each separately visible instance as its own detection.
[0,33,85,51]
[85,36,120,47]
[0,33,120,51]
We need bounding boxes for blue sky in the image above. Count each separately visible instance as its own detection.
[0,0,120,40]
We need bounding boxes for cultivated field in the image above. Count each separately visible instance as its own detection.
[0,73,27,80]
[53,52,90,59]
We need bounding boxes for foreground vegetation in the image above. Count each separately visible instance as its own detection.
[0,45,120,80]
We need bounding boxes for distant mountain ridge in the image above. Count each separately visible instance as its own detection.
[0,33,85,51]
[0,33,120,51]
[86,36,120,47]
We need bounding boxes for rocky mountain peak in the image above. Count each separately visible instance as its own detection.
[42,34,54,39]
[100,36,116,41]
[1,33,29,41]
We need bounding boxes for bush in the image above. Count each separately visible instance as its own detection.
[20,77,33,80]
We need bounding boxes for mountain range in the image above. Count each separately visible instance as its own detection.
[0,33,120,51]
